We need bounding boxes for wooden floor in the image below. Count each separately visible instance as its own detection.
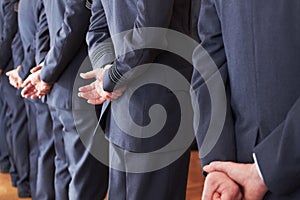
[0,151,204,200]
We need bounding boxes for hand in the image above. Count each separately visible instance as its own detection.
[202,171,243,200]
[78,65,125,104]
[82,64,112,81]
[21,67,52,98]
[78,80,111,105]
[204,162,268,200]
[35,79,52,97]
[6,65,23,89]
[0,69,3,75]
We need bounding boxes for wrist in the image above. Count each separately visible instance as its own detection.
[251,164,268,194]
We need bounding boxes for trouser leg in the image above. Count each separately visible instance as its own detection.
[35,102,55,200]
[2,79,31,196]
[24,99,39,200]
[50,107,108,200]
[0,97,11,173]
[49,106,71,200]
[108,144,191,200]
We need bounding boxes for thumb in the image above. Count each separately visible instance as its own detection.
[6,70,13,77]
[30,65,42,73]
[80,69,98,79]
[22,78,32,88]
[204,162,245,185]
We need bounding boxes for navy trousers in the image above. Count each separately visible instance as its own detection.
[24,99,39,200]
[49,106,108,200]
[0,94,10,173]
[108,145,191,200]
[1,76,31,196]
[35,102,55,200]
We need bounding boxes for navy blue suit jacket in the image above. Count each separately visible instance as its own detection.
[87,0,194,152]
[40,0,91,109]
[193,0,300,198]
[17,0,49,80]
[0,0,17,72]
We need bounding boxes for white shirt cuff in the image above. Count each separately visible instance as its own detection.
[253,153,264,181]
[39,61,45,67]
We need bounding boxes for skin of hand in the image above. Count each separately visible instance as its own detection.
[21,66,52,99]
[6,65,23,89]
[204,162,268,200]
[0,69,3,75]
[78,64,125,105]
[202,171,243,200]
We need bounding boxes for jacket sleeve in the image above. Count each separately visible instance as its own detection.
[102,0,177,92]
[253,97,300,195]
[192,0,236,170]
[86,0,115,69]
[39,0,91,84]
[19,31,37,80]
[11,30,24,69]
[35,0,49,65]
[0,0,17,70]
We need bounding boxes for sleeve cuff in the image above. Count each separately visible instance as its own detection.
[89,41,115,69]
[102,62,118,92]
[253,153,265,181]
[40,68,54,84]
[18,69,30,81]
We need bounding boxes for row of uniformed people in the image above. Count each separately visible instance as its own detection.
[0,0,201,200]
[0,0,32,198]
[0,0,109,199]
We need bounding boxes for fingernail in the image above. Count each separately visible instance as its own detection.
[203,165,209,171]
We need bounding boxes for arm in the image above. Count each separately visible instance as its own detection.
[18,34,36,80]
[0,0,17,70]
[35,0,49,65]
[253,97,300,195]
[39,0,91,84]
[86,0,115,69]
[6,31,24,88]
[192,0,236,169]
[102,0,176,92]
[11,30,23,69]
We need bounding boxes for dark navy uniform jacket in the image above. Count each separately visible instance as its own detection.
[0,0,17,72]
[193,0,300,199]
[40,0,91,109]
[18,0,49,80]
[87,0,194,152]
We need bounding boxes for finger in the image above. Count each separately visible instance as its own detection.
[220,191,243,200]
[80,70,97,79]
[101,91,112,99]
[37,90,48,97]
[22,78,32,88]
[21,84,35,97]
[79,84,95,92]
[204,162,234,173]
[110,92,123,100]
[205,162,244,185]
[202,177,217,200]
[30,65,42,73]
[6,71,12,77]
[16,65,22,70]
[23,87,37,98]
[87,98,106,105]
[212,192,221,200]
[78,90,101,100]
